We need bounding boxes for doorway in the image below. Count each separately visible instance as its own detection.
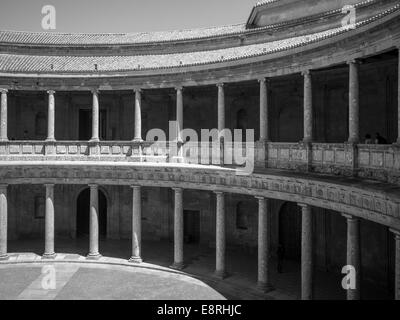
[184,210,200,244]
[279,202,301,261]
[76,188,107,238]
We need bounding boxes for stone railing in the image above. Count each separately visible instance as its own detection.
[0,140,399,184]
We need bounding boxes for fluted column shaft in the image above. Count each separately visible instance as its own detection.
[134,89,142,142]
[257,197,272,291]
[88,184,100,258]
[0,89,8,142]
[303,71,313,143]
[215,191,226,278]
[46,90,56,142]
[299,203,313,300]
[43,184,55,258]
[0,185,8,260]
[90,90,100,142]
[348,61,360,144]
[171,188,184,269]
[130,186,142,263]
[344,214,361,300]
[259,78,269,141]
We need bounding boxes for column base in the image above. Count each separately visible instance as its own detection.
[128,256,143,264]
[86,253,102,260]
[169,262,185,270]
[0,254,9,261]
[0,139,9,143]
[89,138,100,143]
[45,138,56,143]
[257,281,274,293]
[42,253,57,260]
[171,156,184,163]
[213,270,228,280]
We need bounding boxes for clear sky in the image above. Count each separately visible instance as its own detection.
[0,0,258,33]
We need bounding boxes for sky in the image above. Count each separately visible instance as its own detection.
[0,0,258,33]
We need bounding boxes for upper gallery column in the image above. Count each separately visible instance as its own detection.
[43,184,56,258]
[0,184,8,260]
[302,70,313,143]
[46,90,56,142]
[175,87,184,160]
[87,184,101,259]
[390,229,400,300]
[0,89,8,142]
[343,213,361,300]
[259,78,269,142]
[171,188,184,269]
[299,203,313,300]
[348,60,360,144]
[397,47,400,144]
[217,83,225,142]
[90,89,100,142]
[133,89,142,142]
[256,196,273,292]
[215,191,226,278]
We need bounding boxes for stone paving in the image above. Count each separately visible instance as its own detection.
[0,238,392,300]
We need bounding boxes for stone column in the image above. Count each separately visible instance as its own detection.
[46,90,56,142]
[256,196,273,291]
[343,214,361,300]
[171,188,184,269]
[302,70,313,143]
[348,60,360,144]
[390,229,400,300]
[259,78,269,142]
[299,203,313,300]
[215,191,226,278]
[174,87,184,161]
[90,89,100,142]
[130,186,142,263]
[0,89,8,142]
[87,184,101,259]
[397,48,400,144]
[217,83,225,142]
[43,184,56,258]
[133,89,142,142]
[0,184,8,260]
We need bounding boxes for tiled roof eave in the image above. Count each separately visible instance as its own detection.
[0,4,398,77]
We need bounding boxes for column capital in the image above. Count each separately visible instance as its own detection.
[88,183,98,189]
[216,83,224,88]
[390,228,400,238]
[0,184,8,192]
[214,191,224,196]
[297,203,310,209]
[342,213,359,221]
[347,59,362,65]
[90,88,100,95]
[255,196,266,201]
[0,89,8,94]
[175,86,183,92]
[258,77,270,83]
[44,183,55,188]
[131,185,141,190]
[133,88,142,94]
[47,90,55,95]
[301,69,311,77]
[172,187,183,193]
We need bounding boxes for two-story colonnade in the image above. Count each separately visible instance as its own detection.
[1,0,400,300]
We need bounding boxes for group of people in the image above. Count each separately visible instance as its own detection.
[364,132,388,144]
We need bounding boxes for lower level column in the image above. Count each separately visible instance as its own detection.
[0,184,8,260]
[43,184,56,258]
[129,186,142,263]
[215,191,226,278]
[171,188,184,269]
[87,184,101,259]
[343,214,361,300]
[256,197,273,291]
[390,229,400,300]
[299,203,313,300]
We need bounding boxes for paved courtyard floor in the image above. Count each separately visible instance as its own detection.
[0,238,392,300]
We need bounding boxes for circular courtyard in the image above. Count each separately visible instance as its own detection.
[0,261,225,300]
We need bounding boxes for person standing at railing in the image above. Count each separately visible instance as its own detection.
[364,134,373,144]
[375,132,387,144]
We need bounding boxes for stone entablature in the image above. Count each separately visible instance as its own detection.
[0,162,399,230]
[1,141,399,184]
